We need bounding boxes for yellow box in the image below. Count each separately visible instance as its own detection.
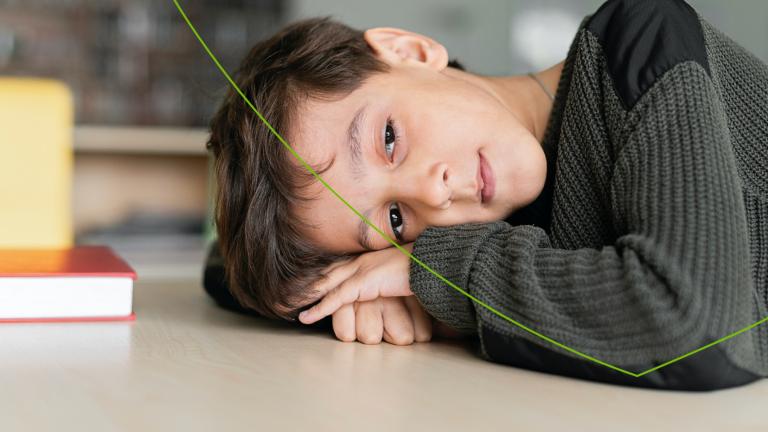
[0,78,74,248]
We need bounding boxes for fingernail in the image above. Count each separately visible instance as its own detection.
[299,311,308,321]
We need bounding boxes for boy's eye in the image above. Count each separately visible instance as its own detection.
[383,117,404,242]
[389,202,404,240]
[384,121,396,161]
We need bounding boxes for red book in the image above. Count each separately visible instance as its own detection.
[0,245,137,323]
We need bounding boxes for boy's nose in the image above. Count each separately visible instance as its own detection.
[396,161,452,208]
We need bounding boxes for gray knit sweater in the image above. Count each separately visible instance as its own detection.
[410,0,768,384]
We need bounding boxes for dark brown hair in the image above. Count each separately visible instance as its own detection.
[207,16,465,320]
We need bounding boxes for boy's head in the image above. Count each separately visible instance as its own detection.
[208,17,547,319]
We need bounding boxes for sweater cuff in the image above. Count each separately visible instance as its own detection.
[409,223,503,334]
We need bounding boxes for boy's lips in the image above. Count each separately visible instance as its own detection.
[479,152,495,204]
[476,156,483,202]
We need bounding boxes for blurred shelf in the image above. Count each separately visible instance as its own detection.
[78,232,209,282]
[74,125,209,155]
[71,125,212,240]
[76,212,210,282]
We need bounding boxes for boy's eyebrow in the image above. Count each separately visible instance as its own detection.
[347,102,377,252]
[347,103,368,182]
[357,208,376,252]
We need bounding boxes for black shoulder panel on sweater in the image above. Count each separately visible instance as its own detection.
[586,0,710,110]
[480,326,761,391]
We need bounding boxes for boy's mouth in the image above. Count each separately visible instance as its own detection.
[479,152,495,204]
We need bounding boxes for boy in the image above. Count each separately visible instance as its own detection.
[205,0,768,390]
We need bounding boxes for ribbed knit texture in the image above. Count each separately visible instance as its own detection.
[409,15,768,376]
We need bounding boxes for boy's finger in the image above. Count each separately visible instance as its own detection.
[320,256,355,276]
[355,300,383,344]
[404,296,432,343]
[382,297,414,346]
[331,303,356,342]
[306,262,358,302]
[299,280,363,324]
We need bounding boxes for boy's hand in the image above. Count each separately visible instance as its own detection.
[332,296,432,345]
[299,243,415,324]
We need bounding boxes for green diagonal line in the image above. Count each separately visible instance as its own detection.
[173,0,766,379]
[635,314,768,377]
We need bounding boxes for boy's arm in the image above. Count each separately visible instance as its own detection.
[203,239,431,344]
[408,62,761,390]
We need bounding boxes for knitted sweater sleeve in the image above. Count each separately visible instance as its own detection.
[408,60,754,367]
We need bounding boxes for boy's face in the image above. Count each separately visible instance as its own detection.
[289,28,548,254]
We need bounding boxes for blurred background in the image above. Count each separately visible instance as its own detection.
[0,0,765,280]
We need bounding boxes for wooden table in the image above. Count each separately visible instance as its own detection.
[1,279,766,431]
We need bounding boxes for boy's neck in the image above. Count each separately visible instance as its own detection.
[443,61,564,146]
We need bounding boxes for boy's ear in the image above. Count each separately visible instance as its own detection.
[363,27,449,71]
